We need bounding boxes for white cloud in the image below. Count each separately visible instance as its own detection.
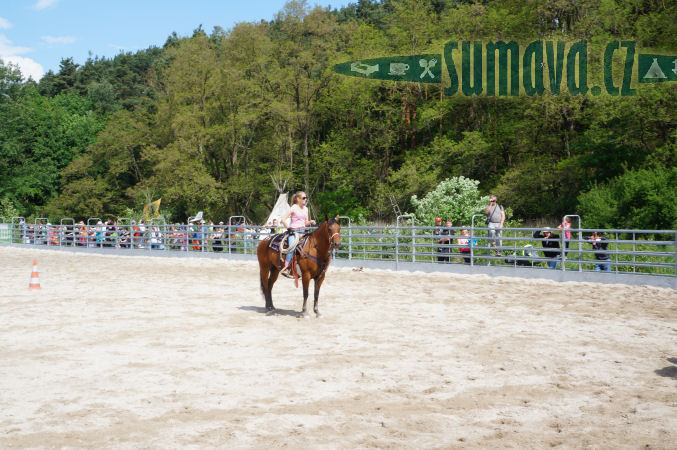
[0,35,42,80]
[0,34,31,56]
[0,17,12,29]
[41,35,76,45]
[0,55,44,80]
[33,0,60,10]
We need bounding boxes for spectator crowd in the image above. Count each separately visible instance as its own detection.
[8,197,612,271]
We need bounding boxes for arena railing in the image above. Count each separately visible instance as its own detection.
[2,219,675,278]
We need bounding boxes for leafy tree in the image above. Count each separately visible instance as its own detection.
[3,0,676,228]
[37,58,79,97]
[577,167,677,230]
[410,176,488,225]
[316,186,369,222]
[0,196,19,219]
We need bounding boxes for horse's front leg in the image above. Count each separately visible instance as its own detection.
[313,273,326,318]
[301,270,312,319]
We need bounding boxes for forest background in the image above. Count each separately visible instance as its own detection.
[0,0,675,229]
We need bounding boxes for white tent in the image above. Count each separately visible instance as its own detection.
[264,193,290,226]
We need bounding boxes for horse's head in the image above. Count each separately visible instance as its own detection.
[327,215,341,250]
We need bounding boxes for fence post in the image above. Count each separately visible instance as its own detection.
[674,231,677,277]
[615,231,619,274]
[60,218,74,248]
[229,216,245,256]
[470,214,485,267]
[338,216,352,260]
[396,215,414,270]
[632,231,637,273]
[512,227,517,267]
[35,217,49,246]
[395,224,399,270]
[11,217,25,244]
[411,220,416,262]
[562,215,582,272]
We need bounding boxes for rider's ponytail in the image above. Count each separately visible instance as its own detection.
[291,191,304,206]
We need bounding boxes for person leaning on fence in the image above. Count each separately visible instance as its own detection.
[272,218,284,234]
[485,195,505,256]
[436,218,454,263]
[104,220,116,247]
[259,222,271,241]
[212,222,224,252]
[457,229,472,264]
[587,231,611,272]
[119,225,130,248]
[533,227,560,269]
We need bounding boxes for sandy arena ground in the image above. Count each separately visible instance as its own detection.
[0,245,676,448]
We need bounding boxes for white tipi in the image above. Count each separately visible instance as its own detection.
[644,58,667,80]
[264,193,290,226]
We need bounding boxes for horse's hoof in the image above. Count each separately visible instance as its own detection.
[315,313,323,319]
[266,309,276,316]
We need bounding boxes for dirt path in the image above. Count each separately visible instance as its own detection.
[1,246,676,448]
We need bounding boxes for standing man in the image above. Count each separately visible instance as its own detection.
[485,194,505,256]
[438,218,455,263]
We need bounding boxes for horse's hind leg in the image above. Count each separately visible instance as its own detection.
[265,265,281,315]
[300,271,312,319]
[259,267,273,313]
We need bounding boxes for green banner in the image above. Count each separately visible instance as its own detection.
[333,54,442,84]
[638,54,677,82]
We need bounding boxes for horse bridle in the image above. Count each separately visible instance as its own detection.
[328,229,340,249]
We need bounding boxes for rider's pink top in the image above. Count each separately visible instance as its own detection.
[289,204,308,229]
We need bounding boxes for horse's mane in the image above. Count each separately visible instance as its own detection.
[308,217,338,242]
[313,217,339,231]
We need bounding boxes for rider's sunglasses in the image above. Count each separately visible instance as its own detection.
[301,196,307,200]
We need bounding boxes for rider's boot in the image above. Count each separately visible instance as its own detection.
[281,261,293,278]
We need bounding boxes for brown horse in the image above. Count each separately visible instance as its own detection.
[257,216,341,318]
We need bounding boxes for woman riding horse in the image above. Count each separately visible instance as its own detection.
[279,191,316,277]
[257,214,341,318]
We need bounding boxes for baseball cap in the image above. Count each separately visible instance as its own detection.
[435,217,442,223]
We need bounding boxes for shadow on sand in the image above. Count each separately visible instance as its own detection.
[654,358,677,380]
[238,305,300,317]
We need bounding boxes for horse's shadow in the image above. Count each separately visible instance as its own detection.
[238,305,300,317]
[654,358,677,380]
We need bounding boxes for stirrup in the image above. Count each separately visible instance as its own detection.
[281,268,293,278]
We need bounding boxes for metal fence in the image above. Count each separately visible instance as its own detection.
[2,216,676,278]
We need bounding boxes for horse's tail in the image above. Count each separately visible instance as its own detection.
[256,238,270,297]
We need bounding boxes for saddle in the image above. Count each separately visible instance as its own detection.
[266,231,311,282]
[267,231,309,255]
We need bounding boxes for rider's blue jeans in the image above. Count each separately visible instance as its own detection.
[285,232,299,264]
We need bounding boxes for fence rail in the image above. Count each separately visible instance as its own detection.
[2,219,676,278]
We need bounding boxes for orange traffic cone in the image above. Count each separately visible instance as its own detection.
[28,259,41,290]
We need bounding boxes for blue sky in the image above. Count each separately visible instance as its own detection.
[0,0,351,80]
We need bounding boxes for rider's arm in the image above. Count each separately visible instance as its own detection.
[280,208,293,228]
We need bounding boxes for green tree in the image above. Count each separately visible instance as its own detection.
[577,167,677,230]
[410,176,489,225]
